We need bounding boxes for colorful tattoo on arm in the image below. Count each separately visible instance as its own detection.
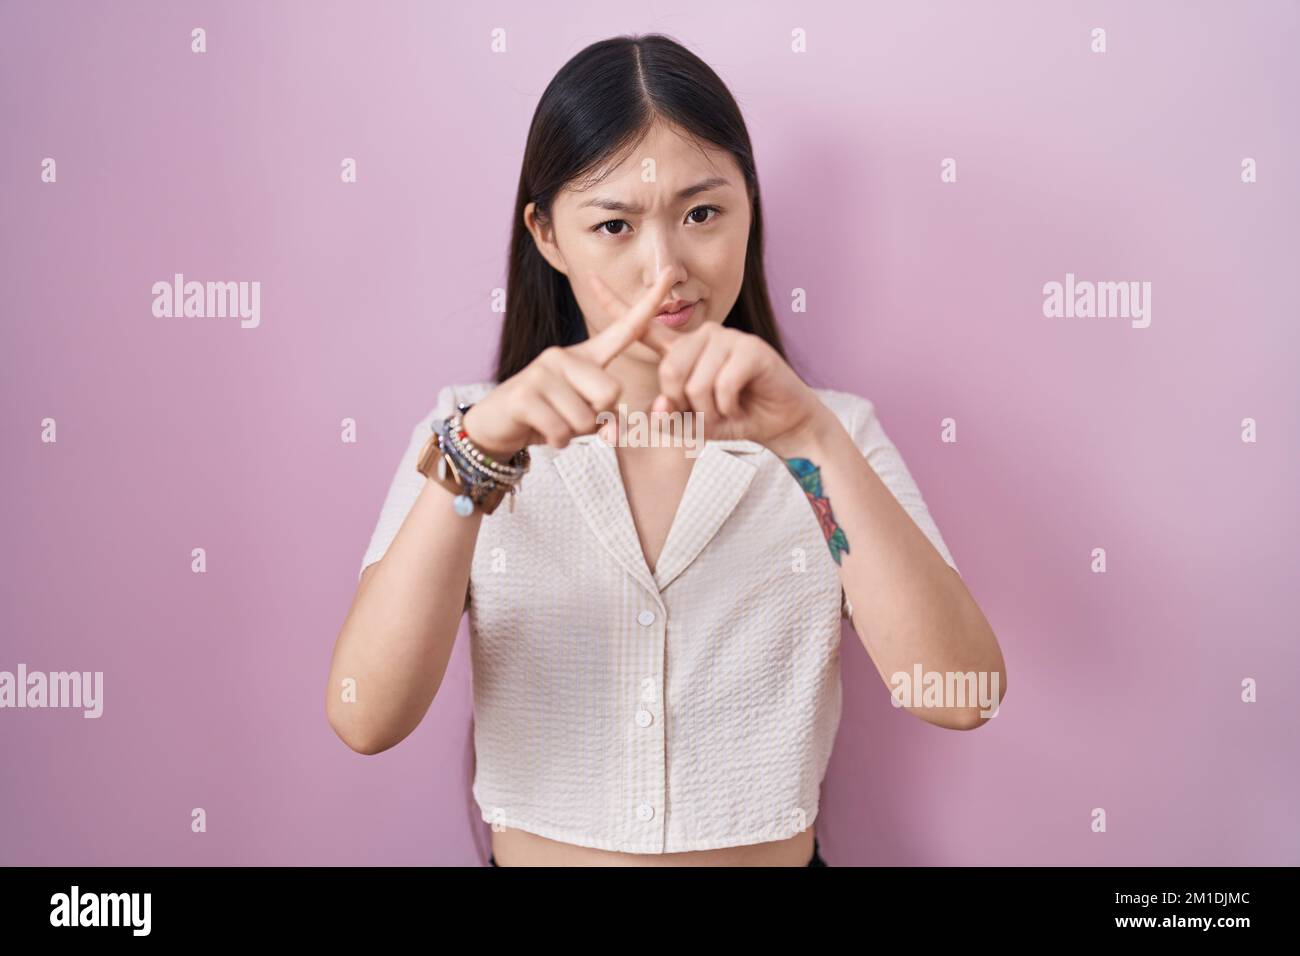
[783,457,850,565]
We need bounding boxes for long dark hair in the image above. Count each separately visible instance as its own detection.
[473,35,799,865]
[492,32,794,383]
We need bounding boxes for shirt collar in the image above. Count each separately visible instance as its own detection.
[548,437,762,597]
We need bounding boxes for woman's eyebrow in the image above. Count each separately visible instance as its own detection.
[578,177,731,213]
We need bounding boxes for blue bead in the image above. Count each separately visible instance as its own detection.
[453,495,474,516]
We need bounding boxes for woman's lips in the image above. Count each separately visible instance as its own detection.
[654,301,696,328]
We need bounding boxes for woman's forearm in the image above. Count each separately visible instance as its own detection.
[768,410,1006,731]
[326,477,483,754]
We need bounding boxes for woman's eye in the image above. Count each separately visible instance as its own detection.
[686,204,721,225]
[592,205,720,237]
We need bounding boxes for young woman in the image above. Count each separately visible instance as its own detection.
[328,34,1005,867]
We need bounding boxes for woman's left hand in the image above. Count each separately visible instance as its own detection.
[649,322,832,455]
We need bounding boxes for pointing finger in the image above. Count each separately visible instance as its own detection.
[579,269,677,367]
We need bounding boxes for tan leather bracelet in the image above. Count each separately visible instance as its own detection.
[416,430,520,516]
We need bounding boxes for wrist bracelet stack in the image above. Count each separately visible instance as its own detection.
[416,402,531,516]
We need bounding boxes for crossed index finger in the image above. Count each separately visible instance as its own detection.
[578,269,679,367]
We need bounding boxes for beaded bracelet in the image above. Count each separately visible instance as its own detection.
[421,403,530,516]
[445,403,529,481]
[446,414,526,483]
[427,415,511,515]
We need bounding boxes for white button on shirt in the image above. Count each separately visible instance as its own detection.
[359,380,960,854]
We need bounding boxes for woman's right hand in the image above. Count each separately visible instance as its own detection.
[460,269,679,457]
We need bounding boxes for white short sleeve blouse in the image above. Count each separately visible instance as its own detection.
[359,381,959,854]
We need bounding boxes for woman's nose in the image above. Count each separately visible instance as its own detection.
[645,232,688,288]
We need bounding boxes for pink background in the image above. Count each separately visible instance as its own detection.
[2,1,1296,865]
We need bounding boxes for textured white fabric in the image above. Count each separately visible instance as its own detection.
[359,380,959,853]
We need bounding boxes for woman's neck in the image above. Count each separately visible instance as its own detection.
[605,353,661,415]
[601,353,695,461]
